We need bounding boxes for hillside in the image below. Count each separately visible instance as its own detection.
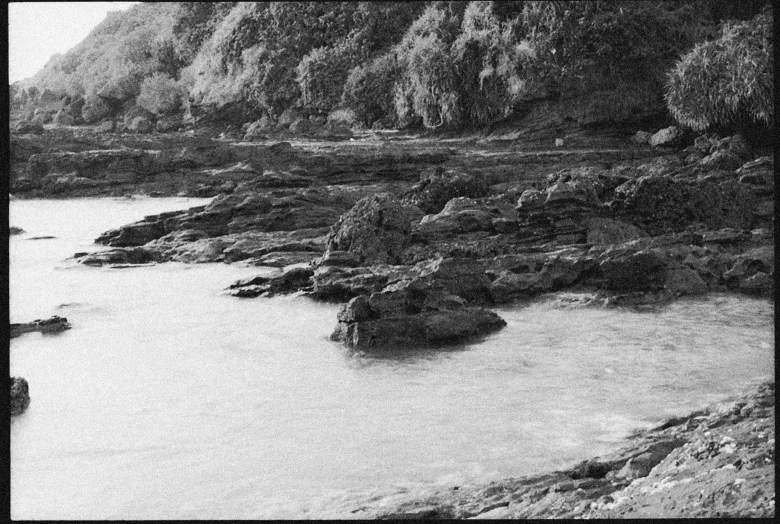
[10,1,773,140]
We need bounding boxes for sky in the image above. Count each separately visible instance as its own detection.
[8,2,140,84]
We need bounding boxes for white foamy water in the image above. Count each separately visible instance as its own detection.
[9,198,774,519]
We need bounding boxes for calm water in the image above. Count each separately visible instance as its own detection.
[9,198,774,519]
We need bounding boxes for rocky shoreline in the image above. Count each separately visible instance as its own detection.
[9,117,774,516]
[343,381,775,519]
[30,126,771,349]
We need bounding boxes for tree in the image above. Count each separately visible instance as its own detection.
[665,7,773,132]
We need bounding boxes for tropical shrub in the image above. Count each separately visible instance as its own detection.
[297,42,363,115]
[451,1,524,126]
[137,73,184,115]
[342,53,401,127]
[665,7,773,131]
[393,4,463,128]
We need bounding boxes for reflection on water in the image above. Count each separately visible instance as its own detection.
[10,198,774,519]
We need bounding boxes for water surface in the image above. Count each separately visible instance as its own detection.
[10,198,774,519]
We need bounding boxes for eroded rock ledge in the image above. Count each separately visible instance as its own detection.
[74,133,773,350]
[347,381,775,519]
[10,316,72,338]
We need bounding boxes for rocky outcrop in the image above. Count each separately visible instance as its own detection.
[10,316,71,338]
[348,381,774,519]
[649,125,685,147]
[323,193,412,265]
[77,247,156,266]
[13,120,45,135]
[330,285,506,350]
[10,377,31,416]
[402,167,489,214]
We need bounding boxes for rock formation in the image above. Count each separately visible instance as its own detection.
[10,316,71,338]
[10,377,31,416]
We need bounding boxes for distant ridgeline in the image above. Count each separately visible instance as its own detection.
[10,1,773,136]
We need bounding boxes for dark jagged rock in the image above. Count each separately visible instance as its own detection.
[612,176,756,236]
[227,266,314,297]
[600,251,668,291]
[402,167,490,214]
[10,316,71,338]
[649,125,685,148]
[414,196,516,240]
[324,193,412,265]
[330,284,506,349]
[10,377,31,416]
[77,247,156,266]
[12,120,45,135]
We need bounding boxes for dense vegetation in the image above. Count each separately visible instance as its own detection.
[13,1,773,134]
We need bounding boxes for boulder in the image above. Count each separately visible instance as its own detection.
[278,107,303,127]
[156,114,184,132]
[415,198,498,239]
[289,118,311,134]
[664,267,708,295]
[129,116,154,133]
[632,131,652,144]
[38,88,61,104]
[244,116,275,140]
[82,95,113,124]
[10,315,71,338]
[402,167,489,214]
[123,105,157,126]
[12,120,44,135]
[700,149,741,171]
[94,120,116,133]
[330,290,506,349]
[325,193,412,265]
[599,251,668,291]
[649,126,685,148]
[585,218,646,246]
[612,176,756,235]
[10,377,30,416]
[53,109,75,126]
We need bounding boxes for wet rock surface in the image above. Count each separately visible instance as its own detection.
[10,316,72,338]
[346,382,774,519]
[11,377,31,416]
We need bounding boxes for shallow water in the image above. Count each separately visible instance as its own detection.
[9,198,774,519]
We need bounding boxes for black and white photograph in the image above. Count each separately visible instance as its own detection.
[8,1,774,519]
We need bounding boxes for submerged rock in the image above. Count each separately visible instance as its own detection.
[10,316,71,338]
[10,377,31,416]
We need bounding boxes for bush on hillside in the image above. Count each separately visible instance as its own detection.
[516,1,715,100]
[394,5,463,128]
[451,1,523,126]
[297,42,362,115]
[665,8,773,132]
[342,53,401,127]
[137,73,184,115]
